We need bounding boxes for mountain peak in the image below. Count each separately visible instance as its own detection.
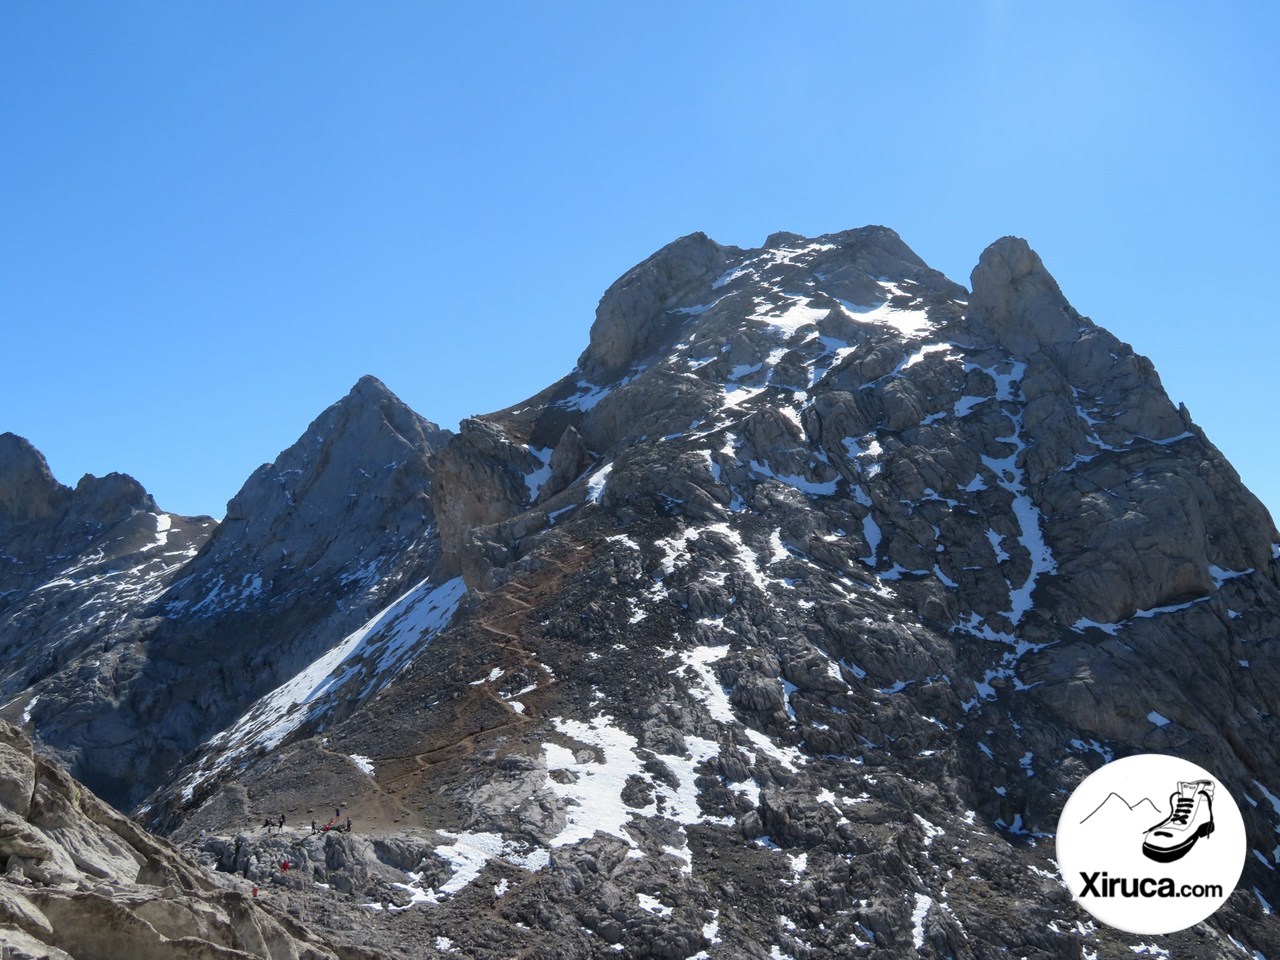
[966,235,1081,357]
[578,231,732,378]
[0,433,70,524]
[346,373,395,402]
[68,471,157,524]
[222,374,447,529]
[763,230,806,249]
[576,225,955,382]
[320,374,420,426]
[293,375,447,458]
[975,235,1040,276]
[0,431,43,458]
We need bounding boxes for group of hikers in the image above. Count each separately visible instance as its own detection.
[314,813,353,834]
[259,807,353,836]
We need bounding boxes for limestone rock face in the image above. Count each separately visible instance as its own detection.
[579,232,733,379]
[546,425,593,499]
[5,229,1280,959]
[0,434,70,525]
[431,417,543,578]
[966,235,1083,359]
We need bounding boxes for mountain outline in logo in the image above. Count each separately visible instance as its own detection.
[1079,792,1162,826]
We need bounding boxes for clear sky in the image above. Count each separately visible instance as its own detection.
[2,2,1277,521]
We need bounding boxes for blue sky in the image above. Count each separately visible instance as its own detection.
[2,2,1277,520]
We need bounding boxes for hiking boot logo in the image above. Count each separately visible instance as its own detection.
[1142,780,1215,863]
[1056,754,1246,936]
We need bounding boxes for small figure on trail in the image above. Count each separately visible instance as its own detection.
[251,886,259,898]
[278,813,286,829]
[335,806,341,819]
[311,820,317,834]
[345,818,352,834]
[280,860,290,872]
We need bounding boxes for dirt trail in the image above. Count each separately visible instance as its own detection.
[343,543,594,831]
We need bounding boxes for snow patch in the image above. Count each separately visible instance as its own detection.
[181,577,466,800]
[749,458,838,496]
[911,894,932,948]
[861,515,881,566]
[427,831,549,900]
[679,646,735,724]
[915,815,944,846]
[637,893,673,917]
[835,282,934,338]
[902,342,953,369]
[754,297,830,336]
[543,713,731,856]
[586,463,614,504]
[523,447,553,501]
[1072,617,1120,636]
[139,513,173,552]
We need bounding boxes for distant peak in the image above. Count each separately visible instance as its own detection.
[328,375,435,426]
[763,230,806,249]
[298,376,443,450]
[71,471,156,517]
[972,236,1047,287]
[0,433,70,524]
[0,431,47,463]
[222,373,449,520]
[347,374,396,402]
[0,432,62,480]
[966,235,1079,358]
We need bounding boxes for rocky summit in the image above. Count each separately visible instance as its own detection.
[2,227,1278,959]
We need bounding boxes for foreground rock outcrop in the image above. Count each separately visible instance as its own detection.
[0,719,393,959]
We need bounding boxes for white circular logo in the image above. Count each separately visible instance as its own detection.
[1056,754,1246,935]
